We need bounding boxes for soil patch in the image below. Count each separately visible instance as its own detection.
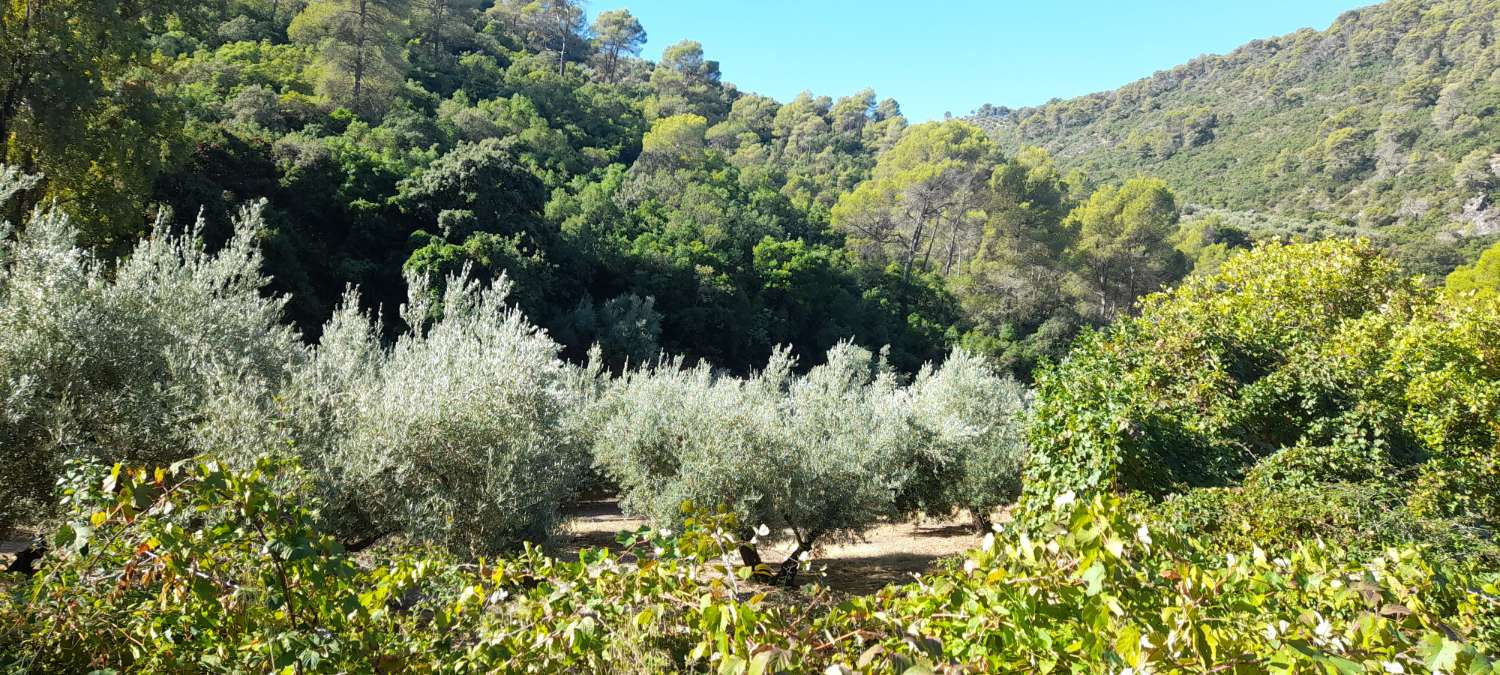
[557,500,980,594]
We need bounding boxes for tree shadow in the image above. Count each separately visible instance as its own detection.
[564,498,637,522]
[911,523,975,539]
[804,551,953,595]
[555,498,647,562]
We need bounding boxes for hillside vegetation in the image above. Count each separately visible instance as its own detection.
[1,186,1496,670]
[972,0,1500,250]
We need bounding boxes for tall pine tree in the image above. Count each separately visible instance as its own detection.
[290,0,411,118]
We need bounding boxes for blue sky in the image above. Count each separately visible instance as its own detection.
[590,1,1372,121]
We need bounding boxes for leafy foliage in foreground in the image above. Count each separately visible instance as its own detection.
[2,458,1494,672]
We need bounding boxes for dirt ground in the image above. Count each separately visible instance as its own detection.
[1,536,29,571]
[3,503,982,594]
[558,499,981,594]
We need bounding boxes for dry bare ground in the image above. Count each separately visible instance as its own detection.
[3,504,980,594]
[1,536,29,572]
[558,499,981,594]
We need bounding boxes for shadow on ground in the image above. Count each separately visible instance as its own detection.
[555,499,979,595]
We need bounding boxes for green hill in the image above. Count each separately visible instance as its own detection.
[972,0,1500,244]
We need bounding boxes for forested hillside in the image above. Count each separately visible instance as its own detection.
[0,0,1231,377]
[972,0,1500,256]
[1,0,944,373]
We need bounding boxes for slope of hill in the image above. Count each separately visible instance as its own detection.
[971,0,1500,242]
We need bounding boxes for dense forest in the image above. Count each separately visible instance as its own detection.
[1,0,1498,671]
[972,0,1500,275]
[0,0,1266,379]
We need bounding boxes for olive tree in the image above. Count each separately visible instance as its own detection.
[592,343,919,583]
[261,270,591,556]
[906,350,1030,532]
[0,169,301,539]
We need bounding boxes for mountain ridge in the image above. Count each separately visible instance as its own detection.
[969,0,1500,243]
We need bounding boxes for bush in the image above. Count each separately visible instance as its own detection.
[1240,438,1390,491]
[1025,239,1412,508]
[1446,239,1500,299]
[5,457,1495,672]
[0,170,300,534]
[1024,238,1500,524]
[592,344,1031,570]
[1362,291,1500,524]
[1152,475,1500,568]
[1023,238,1500,571]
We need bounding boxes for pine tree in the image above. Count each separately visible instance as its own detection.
[590,9,646,83]
[290,0,411,118]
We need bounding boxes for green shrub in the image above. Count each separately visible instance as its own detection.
[1,457,443,672]
[1241,439,1390,491]
[1445,239,1500,300]
[1365,292,1500,524]
[5,458,1494,672]
[1152,475,1500,568]
[1024,239,1500,541]
[1025,238,1412,507]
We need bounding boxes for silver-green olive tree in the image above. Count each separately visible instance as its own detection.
[261,270,592,556]
[591,342,921,583]
[906,350,1030,532]
[0,167,594,558]
[0,168,301,540]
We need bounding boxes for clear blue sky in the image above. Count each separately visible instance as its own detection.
[589,1,1372,121]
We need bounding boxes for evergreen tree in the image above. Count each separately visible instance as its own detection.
[412,0,483,62]
[832,121,998,288]
[648,40,730,121]
[590,9,646,83]
[290,0,411,118]
[1066,177,1187,322]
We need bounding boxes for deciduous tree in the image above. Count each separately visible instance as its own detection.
[1446,239,1500,299]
